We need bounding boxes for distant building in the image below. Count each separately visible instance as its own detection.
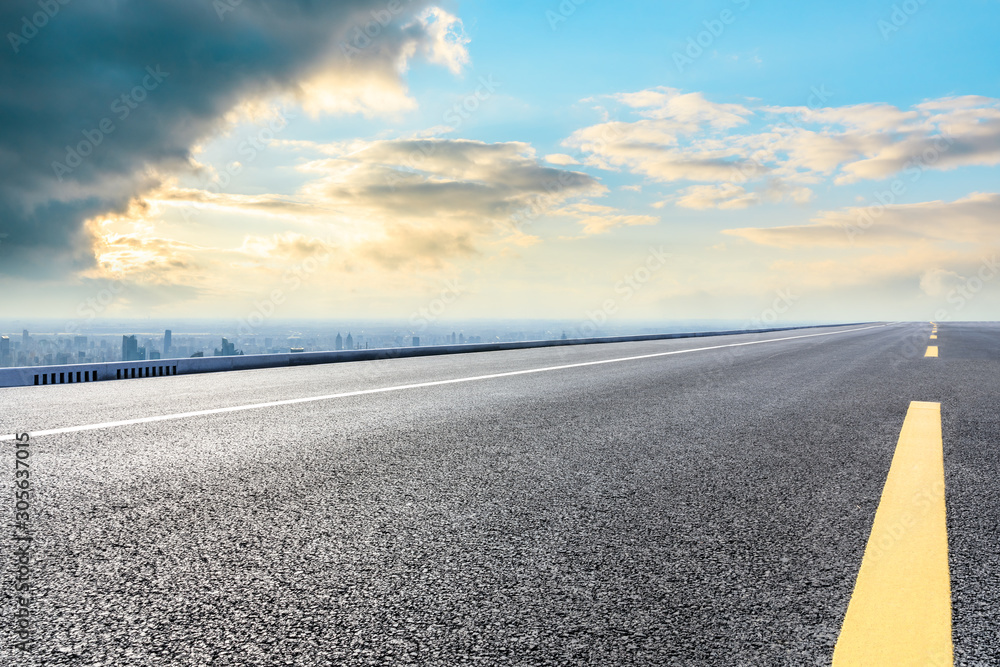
[290,347,305,353]
[335,332,343,350]
[459,333,465,344]
[451,332,457,344]
[0,336,9,367]
[22,329,29,348]
[345,333,353,350]
[412,336,420,347]
[164,329,172,357]
[150,351,161,360]
[214,338,238,356]
[122,335,139,361]
[191,351,204,358]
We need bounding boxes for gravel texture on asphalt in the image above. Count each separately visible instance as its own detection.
[1,322,996,666]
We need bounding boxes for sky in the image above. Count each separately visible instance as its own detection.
[2,0,1000,327]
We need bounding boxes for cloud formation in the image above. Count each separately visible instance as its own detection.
[0,0,465,275]
[673,184,758,210]
[550,203,659,235]
[724,192,1000,248]
[566,88,1000,209]
[107,137,613,280]
[294,137,612,260]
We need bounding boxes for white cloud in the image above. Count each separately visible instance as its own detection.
[545,153,580,165]
[296,7,470,118]
[675,183,758,210]
[565,89,1000,208]
[545,202,659,235]
[920,268,964,297]
[723,192,1000,248]
[612,87,752,129]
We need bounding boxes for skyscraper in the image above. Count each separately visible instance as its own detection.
[214,338,237,356]
[412,336,420,347]
[0,336,9,367]
[164,329,172,357]
[122,335,138,361]
[345,333,353,350]
[335,332,343,351]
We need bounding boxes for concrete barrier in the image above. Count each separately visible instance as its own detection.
[0,323,871,388]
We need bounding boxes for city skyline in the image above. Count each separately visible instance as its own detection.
[0,316,772,367]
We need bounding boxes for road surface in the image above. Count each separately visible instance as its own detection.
[1,322,997,665]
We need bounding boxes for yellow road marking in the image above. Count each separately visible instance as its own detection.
[833,401,952,666]
[930,334,938,340]
[925,346,939,357]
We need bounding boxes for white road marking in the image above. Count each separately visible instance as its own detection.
[1,323,891,441]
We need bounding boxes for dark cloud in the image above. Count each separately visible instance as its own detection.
[0,0,443,275]
[315,138,604,221]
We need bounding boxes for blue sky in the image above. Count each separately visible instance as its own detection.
[3,0,1000,325]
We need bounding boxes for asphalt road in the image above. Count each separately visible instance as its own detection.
[1,322,997,666]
